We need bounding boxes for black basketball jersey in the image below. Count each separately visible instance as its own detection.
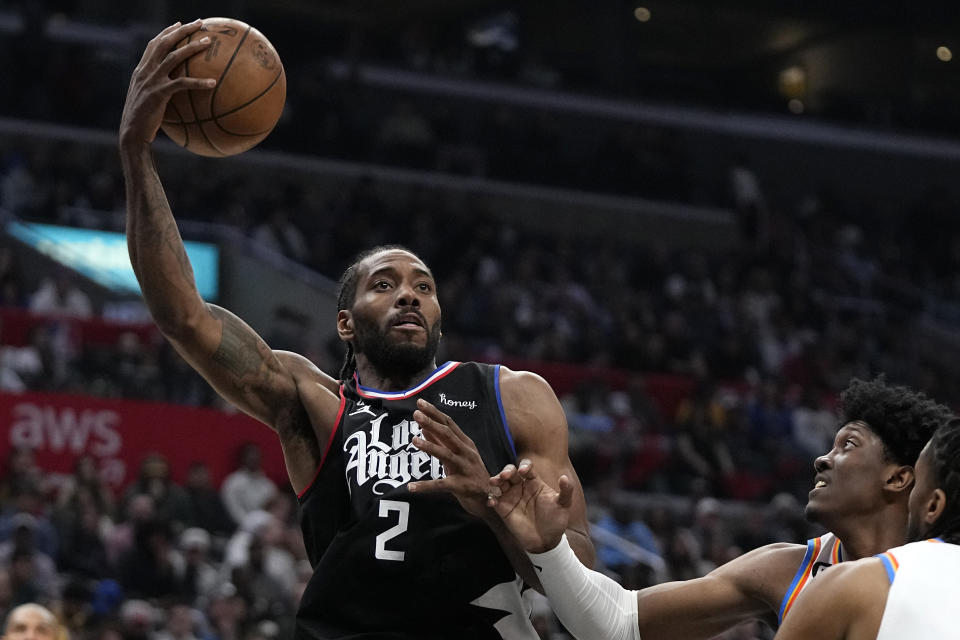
[294,361,539,640]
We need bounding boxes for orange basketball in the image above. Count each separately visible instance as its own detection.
[161,17,286,157]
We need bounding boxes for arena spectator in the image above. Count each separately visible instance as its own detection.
[791,385,838,458]
[117,518,182,601]
[0,450,43,507]
[249,208,309,263]
[104,493,154,568]
[55,455,115,522]
[29,270,92,319]
[0,491,58,560]
[220,446,276,529]
[1,603,59,640]
[120,455,189,530]
[0,518,58,604]
[153,603,202,640]
[180,464,233,538]
[176,528,218,608]
[117,599,157,640]
[592,502,661,589]
[55,499,110,581]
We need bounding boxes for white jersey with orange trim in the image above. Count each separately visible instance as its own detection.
[778,531,845,624]
[875,538,960,640]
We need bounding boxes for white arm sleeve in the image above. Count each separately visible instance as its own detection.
[528,534,641,640]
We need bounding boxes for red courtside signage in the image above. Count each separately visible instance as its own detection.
[0,391,286,491]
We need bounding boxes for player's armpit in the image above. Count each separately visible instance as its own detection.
[272,351,345,492]
[498,367,596,569]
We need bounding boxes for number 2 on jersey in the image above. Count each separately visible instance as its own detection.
[375,499,409,561]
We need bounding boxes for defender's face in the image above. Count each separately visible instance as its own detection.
[805,421,900,525]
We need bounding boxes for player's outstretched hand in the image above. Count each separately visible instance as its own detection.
[120,20,216,149]
[408,398,500,519]
[488,459,572,554]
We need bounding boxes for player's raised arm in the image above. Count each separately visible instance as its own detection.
[119,21,319,432]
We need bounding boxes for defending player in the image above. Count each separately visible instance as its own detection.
[421,377,951,639]
[119,20,594,639]
[775,418,960,639]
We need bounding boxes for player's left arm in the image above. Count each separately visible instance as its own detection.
[774,559,889,640]
[497,366,596,569]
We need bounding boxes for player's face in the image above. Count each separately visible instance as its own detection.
[805,421,900,525]
[349,250,442,377]
[906,442,935,541]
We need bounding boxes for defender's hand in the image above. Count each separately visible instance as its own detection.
[489,459,572,553]
[407,398,500,519]
[119,20,216,149]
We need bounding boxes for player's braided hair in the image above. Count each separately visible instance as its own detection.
[839,376,954,466]
[924,418,960,544]
[336,245,418,382]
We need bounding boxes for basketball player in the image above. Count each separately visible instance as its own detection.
[2,604,59,640]
[422,377,951,639]
[775,418,960,639]
[119,20,594,639]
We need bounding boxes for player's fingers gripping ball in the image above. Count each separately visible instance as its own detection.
[161,17,285,156]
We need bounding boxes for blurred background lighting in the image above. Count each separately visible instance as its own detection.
[778,65,807,100]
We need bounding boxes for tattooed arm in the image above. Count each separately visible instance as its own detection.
[119,22,339,491]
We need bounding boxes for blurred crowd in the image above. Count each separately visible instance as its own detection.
[5,1,960,142]
[2,134,959,408]
[0,4,700,204]
[0,441,316,640]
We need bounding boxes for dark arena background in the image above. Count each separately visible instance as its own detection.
[2,1,960,638]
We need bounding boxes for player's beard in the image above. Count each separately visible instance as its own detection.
[352,313,442,380]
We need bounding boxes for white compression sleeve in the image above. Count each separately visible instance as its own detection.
[528,534,641,640]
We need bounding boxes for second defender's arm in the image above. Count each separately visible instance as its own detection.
[491,461,805,640]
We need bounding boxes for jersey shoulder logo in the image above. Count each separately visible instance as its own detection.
[348,400,377,417]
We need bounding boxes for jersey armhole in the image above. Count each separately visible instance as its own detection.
[778,538,819,624]
[494,364,519,459]
[876,552,899,584]
[297,385,347,501]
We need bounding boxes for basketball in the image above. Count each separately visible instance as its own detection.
[161,17,286,157]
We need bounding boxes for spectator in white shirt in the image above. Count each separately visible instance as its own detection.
[29,270,92,318]
[220,443,276,527]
